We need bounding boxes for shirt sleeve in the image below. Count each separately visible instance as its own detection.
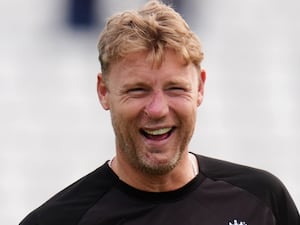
[19,210,39,225]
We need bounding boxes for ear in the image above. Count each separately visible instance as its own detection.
[97,73,110,110]
[197,69,206,106]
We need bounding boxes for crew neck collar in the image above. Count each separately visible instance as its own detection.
[105,154,204,203]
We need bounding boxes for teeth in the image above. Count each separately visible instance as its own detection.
[144,128,172,136]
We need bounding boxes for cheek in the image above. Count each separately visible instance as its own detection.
[170,98,198,115]
[109,101,143,130]
[172,101,198,132]
[116,98,148,120]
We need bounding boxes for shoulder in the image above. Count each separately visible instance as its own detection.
[196,154,300,225]
[197,154,279,193]
[20,162,117,225]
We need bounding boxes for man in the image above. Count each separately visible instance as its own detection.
[20,1,299,225]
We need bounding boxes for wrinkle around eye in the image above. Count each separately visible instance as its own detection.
[165,86,192,97]
[125,88,150,98]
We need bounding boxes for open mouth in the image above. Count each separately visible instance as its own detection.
[140,127,175,141]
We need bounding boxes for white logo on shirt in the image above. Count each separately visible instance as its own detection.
[228,219,247,225]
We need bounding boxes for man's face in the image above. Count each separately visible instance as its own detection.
[98,50,205,175]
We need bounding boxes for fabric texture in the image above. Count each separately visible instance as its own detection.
[20,154,300,225]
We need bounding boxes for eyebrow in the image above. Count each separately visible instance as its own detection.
[165,78,192,87]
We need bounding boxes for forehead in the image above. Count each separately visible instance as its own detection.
[109,50,197,79]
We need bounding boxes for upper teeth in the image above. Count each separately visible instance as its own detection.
[144,128,172,135]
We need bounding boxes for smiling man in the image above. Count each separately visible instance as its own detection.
[20,1,299,225]
[97,50,205,190]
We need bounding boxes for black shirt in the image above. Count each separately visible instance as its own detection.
[20,154,300,225]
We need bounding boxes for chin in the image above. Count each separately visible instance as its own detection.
[137,150,182,175]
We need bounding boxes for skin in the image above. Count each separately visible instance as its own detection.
[97,50,206,192]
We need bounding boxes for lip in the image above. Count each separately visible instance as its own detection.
[140,126,176,145]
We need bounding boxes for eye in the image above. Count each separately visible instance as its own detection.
[169,87,185,91]
[126,87,149,97]
[166,85,191,97]
[167,86,187,93]
[128,87,146,93]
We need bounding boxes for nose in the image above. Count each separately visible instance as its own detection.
[144,91,169,119]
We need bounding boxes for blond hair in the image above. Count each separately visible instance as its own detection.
[97,0,203,75]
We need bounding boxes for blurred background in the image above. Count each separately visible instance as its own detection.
[1,0,299,224]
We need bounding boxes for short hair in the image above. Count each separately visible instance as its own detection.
[97,0,204,75]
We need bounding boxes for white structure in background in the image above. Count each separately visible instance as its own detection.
[0,1,299,225]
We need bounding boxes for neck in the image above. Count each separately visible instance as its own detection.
[109,152,198,192]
